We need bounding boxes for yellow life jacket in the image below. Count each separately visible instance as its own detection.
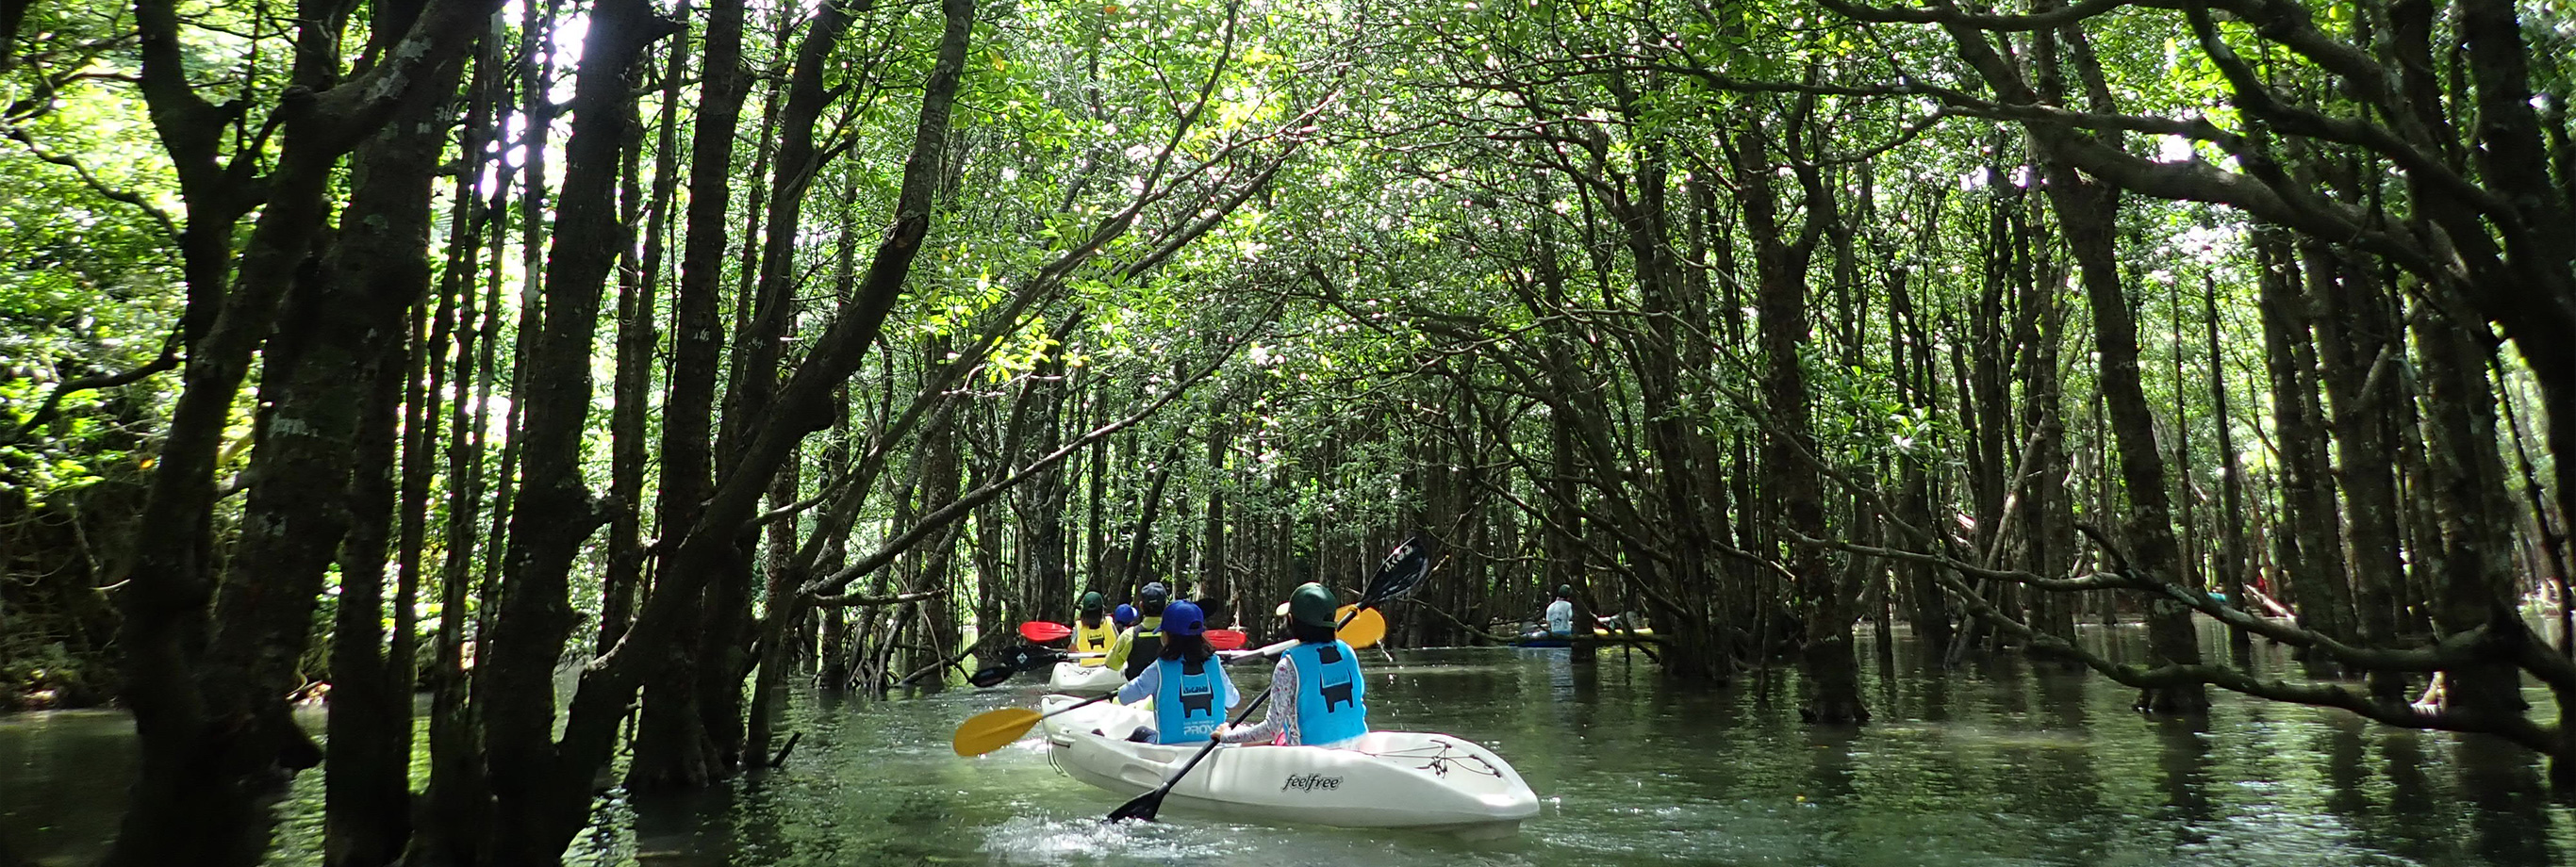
[1074,618,1117,664]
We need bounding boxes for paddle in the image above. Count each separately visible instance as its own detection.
[968,644,1065,688]
[1335,606,1386,649]
[1028,620,1236,647]
[952,627,1259,746]
[968,628,1246,688]
[1108,535,1434,823]
[952,692,1122,756]
[966,662,1019,688]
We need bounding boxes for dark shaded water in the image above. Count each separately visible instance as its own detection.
[5,624,2571,866]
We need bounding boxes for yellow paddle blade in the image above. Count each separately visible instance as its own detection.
[1339,606,1387,649]
[952,707,1043,757]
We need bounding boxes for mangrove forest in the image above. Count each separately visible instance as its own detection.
[0,0,2568,860]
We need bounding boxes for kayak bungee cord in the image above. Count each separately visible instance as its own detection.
[1362,737,1506,779]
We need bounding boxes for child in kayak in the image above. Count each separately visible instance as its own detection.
[1106,581,1168,679]
[1215,582,1369,749]
[1114,599,1239,744]
[1072,591,1117,664]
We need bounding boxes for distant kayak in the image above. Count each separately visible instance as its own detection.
[1047,660,1124,695]
[1039,695,1539,832]
[1510,628,1657,648]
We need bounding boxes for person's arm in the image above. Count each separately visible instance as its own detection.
[1217,658,1297,744]
[1104,629,1133,672]
[1115,663,1158,705]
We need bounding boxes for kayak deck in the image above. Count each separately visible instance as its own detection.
[1041,692,1144,745]
[1046,660,1125,695]
[1045,699,1537,833]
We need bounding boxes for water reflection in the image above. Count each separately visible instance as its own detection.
[1,630,2571,866]
[2155,717,2215,837]
[2461,737,2551,866]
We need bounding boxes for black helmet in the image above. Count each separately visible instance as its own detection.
[1556,584,1573,598]
[1139,581,1169,614]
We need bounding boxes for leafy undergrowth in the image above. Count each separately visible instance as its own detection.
[0,634,111,712]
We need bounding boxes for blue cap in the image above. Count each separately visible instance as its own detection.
[1161,599,1206,637]
[1114,603,1138,627]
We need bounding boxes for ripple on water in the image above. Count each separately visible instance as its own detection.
[980,816,1239,865]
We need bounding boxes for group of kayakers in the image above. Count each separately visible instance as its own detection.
[1054,581,1370,750]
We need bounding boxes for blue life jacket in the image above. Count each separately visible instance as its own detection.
[1286,640,1366,745]
[1150,656,1223,744]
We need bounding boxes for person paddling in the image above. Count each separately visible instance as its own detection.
[1113,599,1240,744]
[1072,591,1116,665]
[1214,582,1369,748]
[1544,584,1576,638]
[1106,581,1168,679]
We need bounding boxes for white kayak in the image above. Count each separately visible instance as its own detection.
[1047,660,1125,695]
[1042,695,1539,832]
[1040,692,1138,745]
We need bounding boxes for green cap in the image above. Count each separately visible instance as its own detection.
[1556,584,1573,598]
[1080,591,1106,615]
[1287,582,1338,629]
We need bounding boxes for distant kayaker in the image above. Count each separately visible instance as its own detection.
[1107,581,1169,679]
[1072,591,1117,665]
[1114,603,1139,631]
[1114,599,1241,744]
[1215,582,1369,748]
[1544,584,1576,637]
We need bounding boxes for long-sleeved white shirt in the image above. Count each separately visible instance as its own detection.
[1217,655,1364,748]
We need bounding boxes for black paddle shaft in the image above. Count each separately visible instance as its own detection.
[1107,536,1433,823]
[969,645,1077,688]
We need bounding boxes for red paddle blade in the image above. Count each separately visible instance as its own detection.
[1206,629,1247,650]
[1018,621,1071,643]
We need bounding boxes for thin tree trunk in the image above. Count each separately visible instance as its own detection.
[1734,114,1862,723]
[2411,309,2529,722]
[2255,229,2352,651]
[632,0,747,789]
[2039,163,2207,712]
[602,13,690,652]
[2204,275,2253,661]
[474,0,672,859]
[317,6,471,861]
[417,25,506,864]
[2306,240,2407,699]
